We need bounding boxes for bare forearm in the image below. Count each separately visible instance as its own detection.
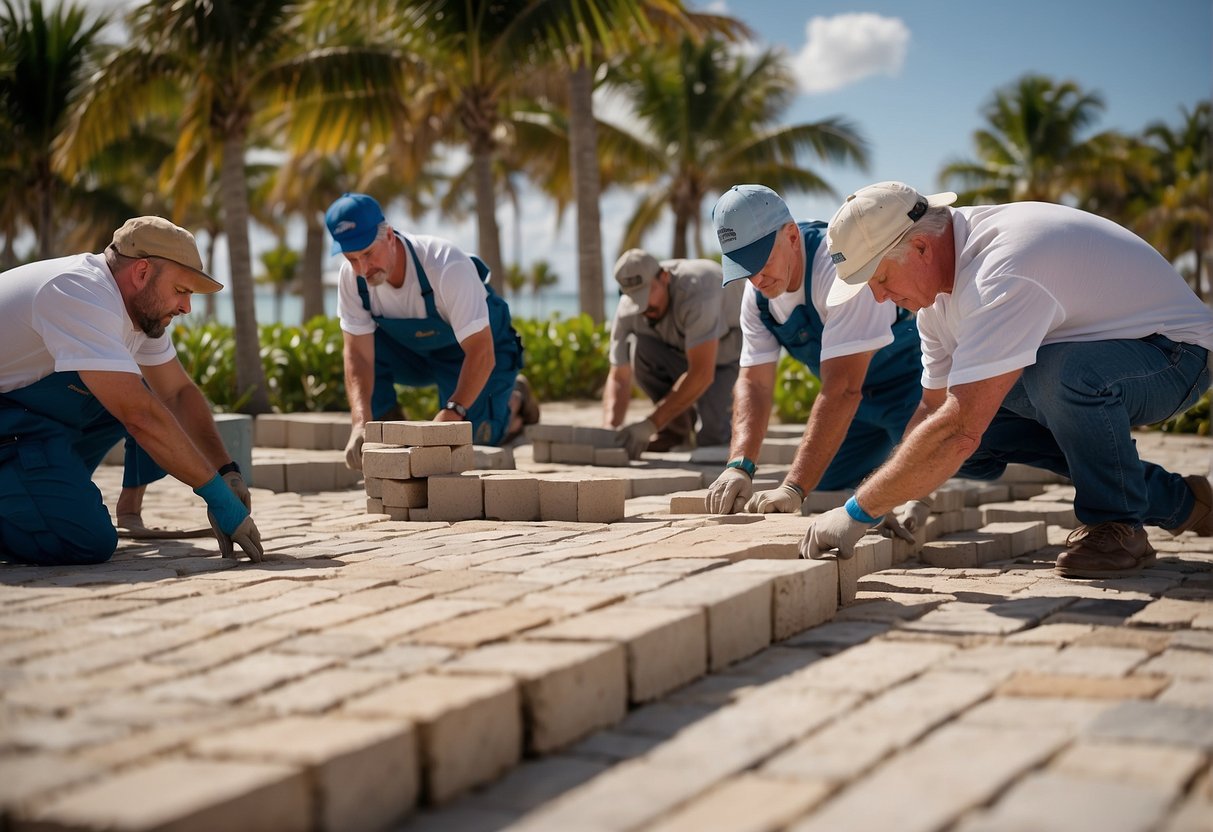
[450,350,493,409]
[344,353,375,426]
[785,387,863,492]
[729,374,771,461]
[117,399,215,487]
[164,384,231,468]
[650,369,712,431]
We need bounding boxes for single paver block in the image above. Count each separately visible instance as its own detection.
[727,558,839,639]
[363,448,412,480]
[539,477,579,522]
[529,606,707,703]
[443,641,627,753]
[344,674,522,804]
[669,491,708,514]
[484,476,541,521]
[631,569,774,671]
[551,443,595,464]
[18,757,309,831]
[980,521,1048,555]
[192,716,419,832]
[381,478,427,509]
[381,420,473,447]
[364,476,383,498]
[571,426,618,448]
[409,445,454,478]
[451,444,474,473]
[531,440,552,463]
[805,490,852,513]
[364,421,384,443]
[255,414,288,447]
[593,447,630,467]
[998,672,1170,700]
[1086,700,1213,751]
[426,474,484,521]
[578,478,627,523]
[525,424,574,443]
[407,605,558,648]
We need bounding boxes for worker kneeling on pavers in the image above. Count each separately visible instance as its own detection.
[328,193,538,470]
[705,184,929,540]
[802,181,1213,579]
[0,218,263,565]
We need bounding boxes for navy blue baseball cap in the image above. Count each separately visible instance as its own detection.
[325,192,385,255]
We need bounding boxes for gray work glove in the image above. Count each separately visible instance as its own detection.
[223,471,252,510]
[344,423,366,471]
[877,500,932,543]
[799,505,872,560]
[706,467,753,514]
[615,418,656,460]
[746,484,804,514]
[207,513,265,562]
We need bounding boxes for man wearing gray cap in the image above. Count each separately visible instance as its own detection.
[604,248,742,458]
[0,217,264,565]
[705,185,926,527]
[804,181,1213,578]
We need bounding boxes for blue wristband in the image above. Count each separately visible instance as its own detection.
[726,457,757,478]
[194,474,249,535]
[844,495,881,524]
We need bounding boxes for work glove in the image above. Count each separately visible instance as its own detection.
[223,470,252,511]
[195,473,264,563]
[345,423,367,471]
[799,505,872,560]
[706,467,753,514]
[615,418,656,460]
[746,484,804,514]
[207,513,265,563]
[877,500,932,543]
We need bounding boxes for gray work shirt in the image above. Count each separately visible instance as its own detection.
[608,258,743,368]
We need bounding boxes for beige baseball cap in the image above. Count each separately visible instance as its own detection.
[825,181,956,307]
[613,248,662,309]
[111,216,223,294]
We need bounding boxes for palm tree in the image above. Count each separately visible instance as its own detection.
[529,259,559,318]
[55,0,408,413]
[0,0,108,258]
[940,74,1106,204]
[1134,102,1211,299]
[504,262,529,299]
[605,35,867,258]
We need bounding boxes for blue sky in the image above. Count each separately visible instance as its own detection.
[74,0,1212,297]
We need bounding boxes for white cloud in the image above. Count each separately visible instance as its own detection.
[793,13,910,94]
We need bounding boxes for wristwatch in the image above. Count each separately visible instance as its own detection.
[443,400,468,419]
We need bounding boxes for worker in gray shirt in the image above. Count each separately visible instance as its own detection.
[604,248,744,458]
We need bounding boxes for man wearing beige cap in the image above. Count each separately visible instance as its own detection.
[803,181,1213,579]
[0,217,264,565]
[604,248,743,458]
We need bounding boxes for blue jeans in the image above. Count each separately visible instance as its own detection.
[958,336,1210,527]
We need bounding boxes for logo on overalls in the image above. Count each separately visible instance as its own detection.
[476,421,492,443]
[67,384,92,397]
[415,330,435,338]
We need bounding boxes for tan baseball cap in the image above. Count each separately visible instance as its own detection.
[825,181,956,307]
[613,248,662,309]
[111,216,223,294]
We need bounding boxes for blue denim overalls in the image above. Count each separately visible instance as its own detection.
[755,221,923,489]
[358,234,523,445]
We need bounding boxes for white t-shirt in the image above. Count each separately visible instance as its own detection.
[918,203,1213,389]
[740,227,899,367]
[337,232,491,343]
[0,253,176,393]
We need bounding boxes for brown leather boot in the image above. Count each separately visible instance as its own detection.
[1054,522,1156,579]
[1166,475,1213,537]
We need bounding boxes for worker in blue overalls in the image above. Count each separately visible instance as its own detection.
[327,193,537,470]
[0,217,264,565]
[703,185,930,539]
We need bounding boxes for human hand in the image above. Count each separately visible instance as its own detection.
[799,505,871,559]
[614,418,656,459]
[222,470,252,510]
[877,500,932,542]
[207,513,265,562]
[706,467,753,514]
[434,408,464,423]
[746,484,804,514]
[344,423,366,471]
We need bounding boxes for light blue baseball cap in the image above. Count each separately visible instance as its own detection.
[711,184,794,285]
[325,192,385,255]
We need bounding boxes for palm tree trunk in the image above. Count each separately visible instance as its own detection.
[671,211,689,259]
[204,232,218,320]
[300,213,326,322]
[569,65,604,323]
[36,169,54,260]
[472,146,504,284]
[219,127,271,414]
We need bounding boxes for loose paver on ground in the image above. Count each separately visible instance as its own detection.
[1,405,1210,831]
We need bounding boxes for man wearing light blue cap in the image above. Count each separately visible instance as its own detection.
[326,193,535,467]
[705,184,926,532]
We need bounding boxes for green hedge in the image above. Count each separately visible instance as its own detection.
[170,316,1210,435]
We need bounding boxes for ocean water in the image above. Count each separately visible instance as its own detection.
[198,287,621,327]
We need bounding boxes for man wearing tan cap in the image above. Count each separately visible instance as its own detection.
[0,217,264,565]
[802,181,1213,579]
[604,248,743,458]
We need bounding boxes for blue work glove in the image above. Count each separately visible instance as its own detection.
[195,474,264,562]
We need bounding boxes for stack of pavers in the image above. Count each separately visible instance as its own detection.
[525,424,630,466]
[363,421,627,523]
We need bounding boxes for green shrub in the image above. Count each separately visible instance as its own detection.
[514,314,612,401]
[772,353,820,423]
[1158,389,1211,436]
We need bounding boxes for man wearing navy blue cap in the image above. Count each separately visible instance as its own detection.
[326,193,536,468]
[704,184,927,536]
